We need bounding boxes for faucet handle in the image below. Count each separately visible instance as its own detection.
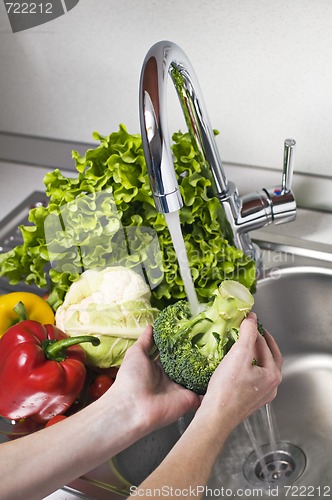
[264,137,296,225]
[282,138,296,193]
[229,137,297,263]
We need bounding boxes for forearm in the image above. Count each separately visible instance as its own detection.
[131,407,233,499]
[0,389,144,500]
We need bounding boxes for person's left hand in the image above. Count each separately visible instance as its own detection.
[108,326,201,434]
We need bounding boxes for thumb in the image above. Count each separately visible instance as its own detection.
[136,325,154,353]
[238,312,259,349]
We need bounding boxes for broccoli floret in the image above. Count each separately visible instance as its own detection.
[153,280,254,394]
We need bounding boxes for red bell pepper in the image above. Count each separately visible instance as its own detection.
[0,320,100,422]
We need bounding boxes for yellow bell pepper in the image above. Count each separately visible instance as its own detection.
[0,291,55,338]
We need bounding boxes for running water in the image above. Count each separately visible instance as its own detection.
[164,211,200,316]
[243,416,270,482]
[265,403,279,454]
[243,403,281,483]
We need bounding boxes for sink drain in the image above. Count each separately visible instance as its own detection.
[243,442,306,487]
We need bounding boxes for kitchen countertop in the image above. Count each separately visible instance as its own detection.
[0,161,75,223]
[1,159,332,251]
[254,206,332,247]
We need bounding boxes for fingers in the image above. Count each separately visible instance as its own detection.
[253,328,282,397]
[254,331,278,368]
[251,322,283,372]
[237,313,259,349]
[221,313,259,368]
[135,325,154,353]
[238,313,283,376]
[263,329,283,371]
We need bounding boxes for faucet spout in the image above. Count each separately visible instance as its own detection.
[139,41,228,213]
[139,41,296,267]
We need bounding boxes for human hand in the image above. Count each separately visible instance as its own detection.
[109,326,201,434]
[200,312,282,430]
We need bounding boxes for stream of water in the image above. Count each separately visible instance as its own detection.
[164,211,200,316]
[244,403,281,483]
[266,402,279,454]
[243,414,270,481]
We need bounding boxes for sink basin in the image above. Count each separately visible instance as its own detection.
[1,195,332,498]
[1,257,331,498]
[206,265,332,496]
[112,265,332,497]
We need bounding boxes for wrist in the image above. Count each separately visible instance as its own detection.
[194,397,239,437]
[81,385,147,459]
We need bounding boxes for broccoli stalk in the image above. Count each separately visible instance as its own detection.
[153,280,254,394]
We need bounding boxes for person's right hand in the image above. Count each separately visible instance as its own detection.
[106,325,201,435]
[200,312,283,430]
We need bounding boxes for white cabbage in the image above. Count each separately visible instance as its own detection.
[55,266,159,367]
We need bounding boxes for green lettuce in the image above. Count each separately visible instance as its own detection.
[0,125,256,310]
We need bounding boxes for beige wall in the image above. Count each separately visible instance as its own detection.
[0,0,331,177]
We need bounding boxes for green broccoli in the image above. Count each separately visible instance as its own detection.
[153,280,255,394]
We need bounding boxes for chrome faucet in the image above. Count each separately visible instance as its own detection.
[139,41,296,268]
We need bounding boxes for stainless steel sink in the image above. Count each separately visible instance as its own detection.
[31,254,332,498]
[3,256,332,499]
[1,197,332,498]
[205,265,332,497]
[111,264,332,498]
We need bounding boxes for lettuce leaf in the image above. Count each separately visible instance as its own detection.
[0,125,256,310]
